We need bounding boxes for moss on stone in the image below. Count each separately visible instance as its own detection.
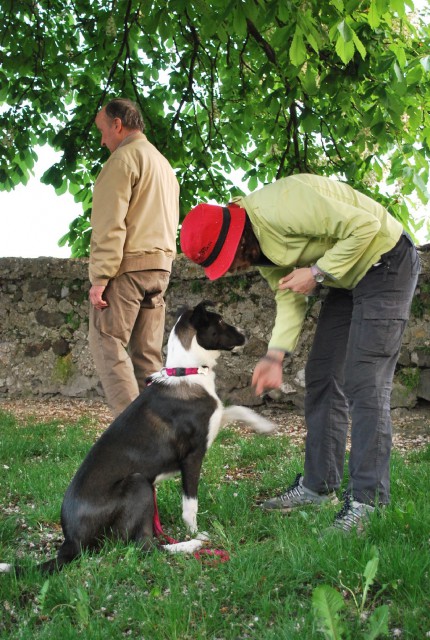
[52,353,75,384]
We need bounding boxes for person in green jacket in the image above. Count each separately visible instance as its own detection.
[180,174,420,534]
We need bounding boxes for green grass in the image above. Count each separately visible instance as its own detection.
[0,409,429,640]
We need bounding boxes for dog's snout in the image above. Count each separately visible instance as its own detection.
[238,328,246,343]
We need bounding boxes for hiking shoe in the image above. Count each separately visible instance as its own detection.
[326,494,375,535]
[261,473,338,512]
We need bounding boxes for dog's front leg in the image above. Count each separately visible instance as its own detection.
[180,451,205,534]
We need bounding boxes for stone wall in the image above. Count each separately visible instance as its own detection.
[1,253,430,410]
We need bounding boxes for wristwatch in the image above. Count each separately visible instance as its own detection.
[310,264,325,284]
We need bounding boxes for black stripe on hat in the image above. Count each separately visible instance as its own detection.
[200,207,231,268]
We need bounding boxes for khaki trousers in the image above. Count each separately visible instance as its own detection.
[89,270,170,417]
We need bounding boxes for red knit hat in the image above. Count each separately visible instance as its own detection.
[180,203,246,280]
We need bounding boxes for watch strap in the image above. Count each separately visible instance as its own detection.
[310,264,325,282]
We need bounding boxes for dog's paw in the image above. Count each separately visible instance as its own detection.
[163,539,203,555]
[195,531,210,542]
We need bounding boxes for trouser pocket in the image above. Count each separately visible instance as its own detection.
[357,300,411,357]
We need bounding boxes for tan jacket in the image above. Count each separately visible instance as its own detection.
[235,174,404,353]
[89,133,180,286]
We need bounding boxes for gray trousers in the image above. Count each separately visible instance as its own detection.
[304,234,420,505]
[89,270,170,417]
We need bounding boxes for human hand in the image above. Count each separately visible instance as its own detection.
[279,268,316,295]
[89,285,108,310]
[251,353,284,396]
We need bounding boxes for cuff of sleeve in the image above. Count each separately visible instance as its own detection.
[90,278,110,286]
[265,348,290,358]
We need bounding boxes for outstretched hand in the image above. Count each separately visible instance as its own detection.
[252,354,284,396]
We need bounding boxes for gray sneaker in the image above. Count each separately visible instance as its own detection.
[261,473,338,512]
[327,494,375,534]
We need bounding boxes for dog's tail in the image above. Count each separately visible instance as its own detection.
[0,563,14,575]
[221,406,276,434]
[0,561,55,577]
[0,539,80,577]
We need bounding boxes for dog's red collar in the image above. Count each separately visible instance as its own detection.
[162,367,209,377]
[146,366,209,385]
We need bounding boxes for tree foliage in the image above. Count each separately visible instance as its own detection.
[0,0,429,256]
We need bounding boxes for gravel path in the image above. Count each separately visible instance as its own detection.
[1,397,429,453]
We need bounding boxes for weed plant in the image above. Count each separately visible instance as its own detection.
[0,409,429,639]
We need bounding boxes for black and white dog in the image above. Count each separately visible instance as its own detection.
[1,301,274,575]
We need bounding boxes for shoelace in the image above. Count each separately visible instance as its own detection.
[334,493,353,520]
[333,494,364,530]
[280,472,303,499]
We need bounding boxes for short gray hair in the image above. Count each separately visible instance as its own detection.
[104,98,145,132]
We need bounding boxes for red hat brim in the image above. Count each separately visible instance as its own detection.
[180,204,246,281]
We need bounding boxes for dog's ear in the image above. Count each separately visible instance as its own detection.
[199,300,215,311]
[173,304,189,321]
[189,300,216,328]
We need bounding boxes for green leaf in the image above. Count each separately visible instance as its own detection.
[335,35,355,64]
[420,56,430,73]
[312,585,346,640]
[301,67,319,95]
[413,172,430,203]
[368,0,381,29]
[352,32,366,60]
[37,579,50,611]
[290,29,307,66]
[232,6,247,37]
[248,174,258,191]
[389,43,407,69]
[330,0,344,11]
[55,180,68,196]
[365,605,390,640]
[390,0,406,16]
[361,547,379,611]
[337,20,353,43]
[393,61,404,82]
[306,31,319,53]
[41,166,63,189]
[301,113,320,132]
[376,0,390,14]
[277,3,291,21]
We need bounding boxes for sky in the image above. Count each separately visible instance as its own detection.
[0,147,79,258]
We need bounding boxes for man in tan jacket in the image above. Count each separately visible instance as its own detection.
[89,98,179,416]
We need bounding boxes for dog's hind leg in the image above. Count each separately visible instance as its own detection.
[112,473,155,552]
[221,405,276,434]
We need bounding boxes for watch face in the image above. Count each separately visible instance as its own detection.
[315,274,325,283]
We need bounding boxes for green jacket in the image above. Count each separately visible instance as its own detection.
[235,174,404,353]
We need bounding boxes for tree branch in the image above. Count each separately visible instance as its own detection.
[246,19,277,64]
[171,21,200,131]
